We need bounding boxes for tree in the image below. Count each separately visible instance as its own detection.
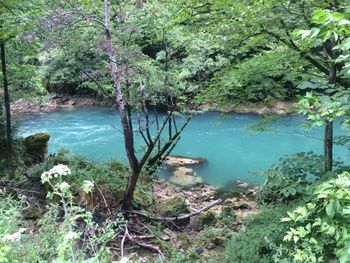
[0,40,12,175]
[42,0,202,211]
[179,0,350,172]
[296,8,350,172]
[0,0,43,176]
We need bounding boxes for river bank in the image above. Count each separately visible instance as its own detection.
[11,94,297,116]
[10,95,113,116]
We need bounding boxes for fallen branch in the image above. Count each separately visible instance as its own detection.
[126,232,163,257]
[131,199,222,222]
[120,226,128,258]
[120,225,163,257]
[95,183,113,216]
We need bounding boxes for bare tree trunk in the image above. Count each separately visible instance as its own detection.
[0,41,13,177]
[104,0,139,211]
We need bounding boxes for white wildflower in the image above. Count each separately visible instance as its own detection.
[120,257,130,263]
[2,228,26,242]
[64,231,78,241]
[59,182,70,192]
[41,171,51,183]
[50,164,71,177]
[41,164,71,184]
[82,180,94,193]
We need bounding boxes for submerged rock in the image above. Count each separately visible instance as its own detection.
[164,155,207,168]
[169,167,204,187]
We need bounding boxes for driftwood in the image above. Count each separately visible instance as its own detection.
[131,199,222,222]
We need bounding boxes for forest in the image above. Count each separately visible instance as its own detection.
[1,0,350,262]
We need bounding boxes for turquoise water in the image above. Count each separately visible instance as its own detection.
[19,106,349,187]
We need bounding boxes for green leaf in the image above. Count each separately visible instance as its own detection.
[326,201,336,219]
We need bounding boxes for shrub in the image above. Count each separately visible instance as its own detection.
[0,164,127,262]
[258,152,342,203]
[224,204,296,263]
[280,172,350,263]
[29,149,154,208]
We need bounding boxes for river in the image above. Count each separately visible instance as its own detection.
[19,106,349,187]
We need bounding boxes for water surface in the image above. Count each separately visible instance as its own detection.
[19,107,349,187]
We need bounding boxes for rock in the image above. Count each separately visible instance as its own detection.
[219,205,237,224]
[211,236,226,246]
[169,167,204,187]
[247,188,257,197]
[196,210,217,229]
[198,227,233,250]
[221,205,235,218]
[158,196,189,217]
[160,235,171,241]
[232,202,251,210]
[164,155,207,168]
[194,246,204,254]
[206,242,216,250]
[23,132,50,164]
[66,99,76,106]
[236,180,249,189]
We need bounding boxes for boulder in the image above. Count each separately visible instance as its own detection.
[23,132,50,164]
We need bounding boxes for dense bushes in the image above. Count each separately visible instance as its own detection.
[0,164,126,262]
[258,152,343,203]
[29,149,154,208]
[280,172,350,262]
[224,205,296,263]
[225,151,350,263]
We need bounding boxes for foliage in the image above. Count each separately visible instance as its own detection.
[280,172,350,263]
[298,91,350,127]
[0,164,127,262]
[224,204,296,263]
[29,149,154,208]
[295,8,350,130]
[258,152,335,203]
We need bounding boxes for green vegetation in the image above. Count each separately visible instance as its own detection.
[224,205,295,263]
[1,0,350,262]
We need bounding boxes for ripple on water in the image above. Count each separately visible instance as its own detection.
[19,106,348,186]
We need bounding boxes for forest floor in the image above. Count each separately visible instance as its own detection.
[130,179,261,261]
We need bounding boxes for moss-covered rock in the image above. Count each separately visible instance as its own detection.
[177,232,191,249]
[196,210,217,229]
[23,132,50,164]
[158,196,189,217]
[218,205,237,225]
[196,227,233,250]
